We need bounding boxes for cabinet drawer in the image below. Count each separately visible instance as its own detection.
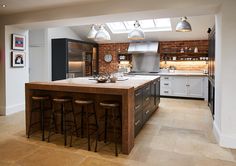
[161,81,171,88]
[143,107,152,123]
[134,112,143,137]
[161,76,171,81]
[135,88,143,114]
[160,88,171,96]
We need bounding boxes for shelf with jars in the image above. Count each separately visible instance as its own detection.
[160,52,208,61]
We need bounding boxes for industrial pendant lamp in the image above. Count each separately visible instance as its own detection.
[94,25,111,41]
[87,25,98,39]
[176,17,192,32]
[128,20,145,40]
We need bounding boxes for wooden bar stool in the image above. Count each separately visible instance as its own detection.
[99,101,121,156]
[72,99,99,152]
[48,97,78,146]
[28,96,50,141]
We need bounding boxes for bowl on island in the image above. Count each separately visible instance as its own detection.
[96,76,108,83]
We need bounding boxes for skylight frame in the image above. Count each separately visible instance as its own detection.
[106,18,172,34]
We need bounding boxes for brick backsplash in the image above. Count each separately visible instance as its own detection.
[159,40,208,53]
[98,43,129,73]
[98,40,208,73]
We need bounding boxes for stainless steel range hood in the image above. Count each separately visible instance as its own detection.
[128,42,159,54]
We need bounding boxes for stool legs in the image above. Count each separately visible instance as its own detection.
[81,106,84,138]
[104,109,108,143]
[40,100,45,141]
[94,104,99,152]
[48,101,77,146]
[28,99,47,141]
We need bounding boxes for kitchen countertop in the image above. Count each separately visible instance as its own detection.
[41,75,160,90]
[158,72,207,76]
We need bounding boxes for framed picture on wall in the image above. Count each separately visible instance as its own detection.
[11,51,25,68]
[11,34,25,50]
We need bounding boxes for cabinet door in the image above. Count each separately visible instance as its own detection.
[187,77,204,98]
[171,76,188,97]
[134,88,143,115]
[143,84,151,107]
[155,78,160,106]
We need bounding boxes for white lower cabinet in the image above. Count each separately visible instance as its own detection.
[188,77,204,98]
[160,75,205,98]
[171,76,188,96]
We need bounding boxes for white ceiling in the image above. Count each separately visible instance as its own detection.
[70,15,215,43]
[0,0,215,42]
[0,0,106,16]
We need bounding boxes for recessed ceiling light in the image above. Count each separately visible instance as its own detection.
[2,4,7,8]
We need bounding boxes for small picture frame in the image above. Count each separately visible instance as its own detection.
[11,34,25,50]
[11,51,25,68]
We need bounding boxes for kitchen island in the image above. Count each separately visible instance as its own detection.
[25,75,160,154]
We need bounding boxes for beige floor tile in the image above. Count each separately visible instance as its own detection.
[0,139,39,163]
[79,157,126,166]
[16,147,86,166]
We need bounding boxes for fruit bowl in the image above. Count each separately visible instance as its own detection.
[96,77,108,83]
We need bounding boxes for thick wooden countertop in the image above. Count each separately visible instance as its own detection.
[26,75,160,90]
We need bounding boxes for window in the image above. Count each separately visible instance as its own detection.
[106,18,172,34]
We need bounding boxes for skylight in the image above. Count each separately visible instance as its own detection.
[106,18,172,34]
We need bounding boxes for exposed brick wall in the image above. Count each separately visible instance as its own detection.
[98,40,209,73]
[98,43,129,73]
[159,40,208,53]
[159,40,208,71]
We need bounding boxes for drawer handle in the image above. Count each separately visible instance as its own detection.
[145,110,150,114]
[164,77,169,80]
[135,92,141,96]
[164,91,169,93]
[135,104,141,110]
[135,120,141,126]
[186,85,190,87]
[145,97,150,101]
[164,83,169,86]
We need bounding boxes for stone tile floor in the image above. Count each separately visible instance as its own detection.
[0,98,236,166]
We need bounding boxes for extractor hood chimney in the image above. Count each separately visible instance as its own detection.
[128,42,159,54]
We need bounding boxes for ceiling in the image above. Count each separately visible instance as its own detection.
[0,0,215,42]
[0,0,106,16]
[70,15,214,43]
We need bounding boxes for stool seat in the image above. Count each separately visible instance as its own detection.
[32,96,49,100]
[75,99,93,105]
[100,101,119,108]
[53,98,71,103]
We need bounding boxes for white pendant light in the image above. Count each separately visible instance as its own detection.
[176,17,192,32]
[94,25,111,41]
[128,20,145,40]
[87,25,97,39]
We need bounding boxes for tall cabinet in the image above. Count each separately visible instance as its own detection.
[52,38,98,81]
[208,26,215,118]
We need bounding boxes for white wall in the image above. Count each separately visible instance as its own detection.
[5,26,29,115]
[29,29,47,82]
[0,25,6,115]
[213,0,236,148]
